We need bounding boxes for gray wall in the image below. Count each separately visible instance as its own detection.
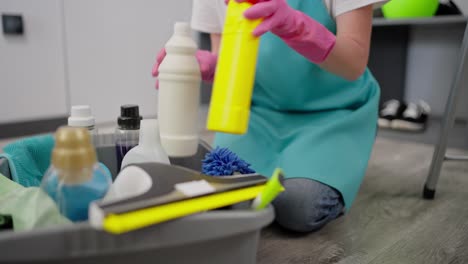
[369,21,468,120]
[63,0,194,123]
[405,24,468,119]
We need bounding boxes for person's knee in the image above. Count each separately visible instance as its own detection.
[273,178,343,232]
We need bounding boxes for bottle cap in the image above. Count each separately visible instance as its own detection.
[174,22,190,36]
[68,105,95,127]
[118,105,142,130]
[52,127,97,183]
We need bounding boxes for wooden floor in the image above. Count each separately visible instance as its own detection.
[258,137,468,264]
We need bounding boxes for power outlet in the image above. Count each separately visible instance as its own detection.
[2,14,24,35]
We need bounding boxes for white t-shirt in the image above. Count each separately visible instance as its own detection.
[191,0,387,34]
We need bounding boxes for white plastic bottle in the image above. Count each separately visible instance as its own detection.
[120,119,170,169]
[68,105,98,144]
[158,22,201,157]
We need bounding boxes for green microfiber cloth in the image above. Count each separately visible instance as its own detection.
[0,173,71,231]
[0,134,54,187]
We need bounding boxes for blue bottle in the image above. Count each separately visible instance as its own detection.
[41,127,112,222]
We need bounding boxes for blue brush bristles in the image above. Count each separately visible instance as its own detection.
[202,147,255,176]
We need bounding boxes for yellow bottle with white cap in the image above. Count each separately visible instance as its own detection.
[207,0,261,134]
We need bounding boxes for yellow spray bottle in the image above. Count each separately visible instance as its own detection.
[206,0,262,134]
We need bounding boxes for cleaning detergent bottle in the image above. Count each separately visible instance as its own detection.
[158,22,201,157]
[120,119,170,169]
[115,105,142,170]
[207,0,262,134]
[68,105,98,144]
[41,127,112,222]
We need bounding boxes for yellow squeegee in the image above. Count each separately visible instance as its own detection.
[103,184,266,234]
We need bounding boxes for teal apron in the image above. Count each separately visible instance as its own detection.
[214,0,380,210]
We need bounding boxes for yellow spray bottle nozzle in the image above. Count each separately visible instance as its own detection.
[251,168,285,210]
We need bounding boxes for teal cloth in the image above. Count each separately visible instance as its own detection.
[214,0,379,210]
[0,134,54,187]
[0,173,71,231]
[0,134,112,188]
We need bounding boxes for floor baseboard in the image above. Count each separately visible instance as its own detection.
[0,117,67,139]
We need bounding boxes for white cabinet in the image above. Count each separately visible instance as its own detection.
[63,0,193,123]
[0,0,68,124]
[0,0,193,125]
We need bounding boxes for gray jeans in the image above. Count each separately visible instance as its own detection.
[272,178,344,232]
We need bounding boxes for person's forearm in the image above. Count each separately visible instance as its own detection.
[318,5,373,81]
[210,33,221,54]
[319,32,370,81]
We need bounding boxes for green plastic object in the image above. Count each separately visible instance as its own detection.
[382,0,439,19]
[0,174,71,231]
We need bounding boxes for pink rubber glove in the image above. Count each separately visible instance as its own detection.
[236,0,336,64]
[151,48,217,89]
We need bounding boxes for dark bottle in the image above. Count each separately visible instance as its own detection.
[115,105,142,171]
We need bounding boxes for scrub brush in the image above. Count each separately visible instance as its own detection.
[202,147,255,176]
